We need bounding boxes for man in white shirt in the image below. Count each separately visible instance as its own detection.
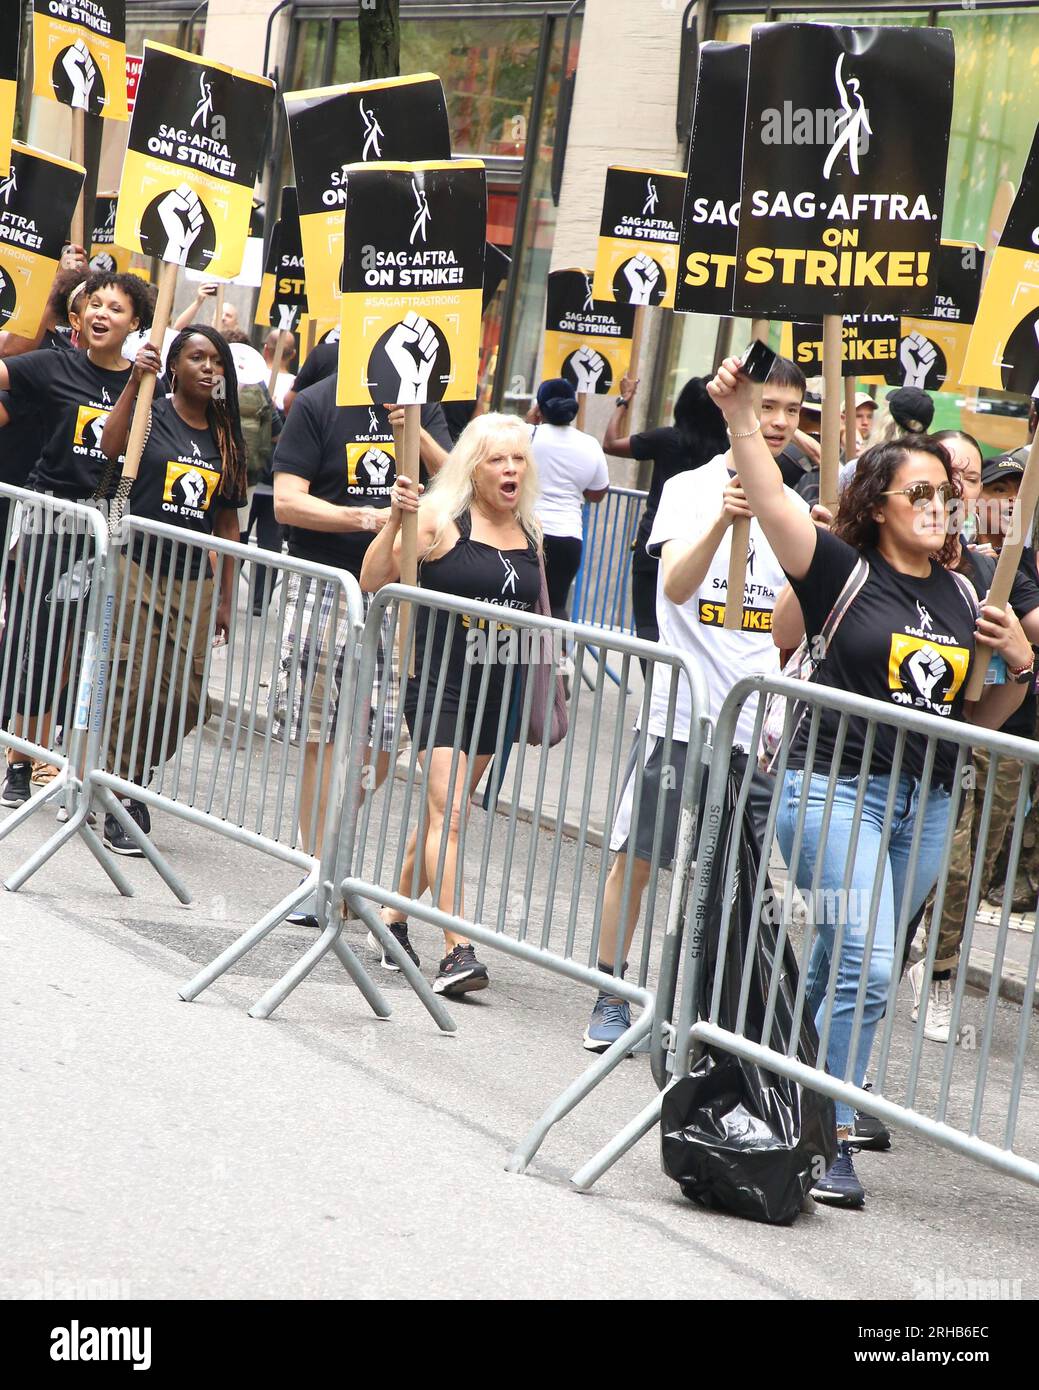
[584,356,810,1052]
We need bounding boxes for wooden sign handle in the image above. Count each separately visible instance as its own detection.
[627,304,647,382]
[575,392,588,431]
[844,374,857,456]
[723,320,769,631]
[964,428,1039,701]
[819,313,843,513]
[396,403,420,679]
[213,283,224,330]
[121,259,178,486]
[70,109,86,247]
[268,330,286,398]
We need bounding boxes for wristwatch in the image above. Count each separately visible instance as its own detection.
[1008,658,1035,684]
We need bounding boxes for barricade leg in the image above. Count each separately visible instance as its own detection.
[178,875,321,1002]
[505,1008,653,1175]
[344,885,456,1033]
[3,795,135,897]
[248,914,391,1022]
[570,1088,669,1191]
[0,774,67,843]
[92,784,192,905]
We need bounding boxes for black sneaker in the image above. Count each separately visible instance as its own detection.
[810,1140,866,1209]
[103,799,152,857]
[433,943,489,996]
[1,761,31,807]
[367,922,420,972]
[851,1082,892,1151]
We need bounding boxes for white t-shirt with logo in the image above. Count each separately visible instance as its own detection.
[646,455,809,748]
[530,423,609,539]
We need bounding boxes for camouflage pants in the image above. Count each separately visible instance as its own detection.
[923,749,1025,973]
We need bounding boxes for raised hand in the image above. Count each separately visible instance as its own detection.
[572,345,606,393]
[385,311,437,404]
[62,39,97,112]
[623,252,660,305]
[157,184,204,265]
[899,330,937,389]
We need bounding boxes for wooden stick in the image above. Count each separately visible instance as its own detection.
[267,330,285,398]
[70,109,86,247]
[213,283,224,330]
[627,304,647,382]
[844,374,857,456]
[575,392,588,431]
[114,258,178,514]
[723,319,769,631]
[819,314,843,513]
[964,427,1039,701]
[304,315,318,362]
[396,403,420,679]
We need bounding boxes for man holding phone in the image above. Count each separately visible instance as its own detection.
[584,352,810,1052]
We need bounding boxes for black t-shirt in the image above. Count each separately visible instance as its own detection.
[272,374,452,574]
[788,528,980,786]
[778,441,813,490]
[630,425,707,568]
[5,348,132,500]
[127,396,245,577]
[0,330,79,488]
[957,543,1039,740]
[290,341,338,396]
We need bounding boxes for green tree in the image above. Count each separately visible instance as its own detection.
[359,0,400,80]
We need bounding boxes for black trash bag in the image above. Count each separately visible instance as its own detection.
[661,768,836,1225]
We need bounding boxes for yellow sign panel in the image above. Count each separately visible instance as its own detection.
[32,0,128,121]
[0,141,85,338]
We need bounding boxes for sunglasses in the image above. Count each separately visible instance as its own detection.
[880,481,957,509]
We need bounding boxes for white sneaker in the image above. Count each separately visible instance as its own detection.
[908,959,952,1042]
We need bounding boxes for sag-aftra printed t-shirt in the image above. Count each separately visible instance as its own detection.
[787,527,980,786]
[272,374,452,574]
[5,348,132,500]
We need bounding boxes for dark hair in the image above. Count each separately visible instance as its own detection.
[763,354,806,397]
[82,271,155,330]
[167,325,247,503]
[673,375,729,459]
[46,267,90,325]
[835,434,959,566]
[932,428,982,464]
[536,376,579,425]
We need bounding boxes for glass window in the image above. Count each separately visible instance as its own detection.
[288,18,331,91]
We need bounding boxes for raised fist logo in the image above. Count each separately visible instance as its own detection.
[89,251,117,273]
[158,184,204,266]
[0,169,16,205]
[571,346,606,393]
[623,252,660,305]
[62,39,97,112]
[174,471,207,508]
[359,448,392,486]
[83,416,107,451]
[906,646,948,702]
[900,330,937,390]
[385,311,437,404]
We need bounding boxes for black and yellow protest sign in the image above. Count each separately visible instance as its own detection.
[675,42,749,316]
[886,240,983,393]
[114,41,274,276]
[962,127,1039,397]
[269,186,306,329]
[32,0,127,121]
[337,160,486,407]
[0,142,85,336]
[88,192,132,272]
[285,74,451,323]
[780,314,899,377]
[0,0,20,176]
[542,268,635,397]
[734,23,953,318]
[592,166,684,311]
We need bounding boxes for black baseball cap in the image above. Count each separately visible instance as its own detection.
[886,386,934,431]
[980,451,1027,486]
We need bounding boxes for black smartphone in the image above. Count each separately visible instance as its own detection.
[738,339,777,385]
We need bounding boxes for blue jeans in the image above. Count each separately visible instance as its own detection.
[776,770,952,1128]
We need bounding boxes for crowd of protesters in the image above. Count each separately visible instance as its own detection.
[2,250,1037,1213]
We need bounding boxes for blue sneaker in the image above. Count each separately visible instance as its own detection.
[810,1140,866,1209]
[583,992,632,1053]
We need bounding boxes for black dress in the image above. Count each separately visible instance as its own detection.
[404,509,541,754]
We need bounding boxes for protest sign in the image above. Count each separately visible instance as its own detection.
[886,240,983,392]
[592,165,685,311]
[0,142,84,336]
[32,0,128,120]
[114,41,274,278]
[89,192,132,271]
[779,314,899,377]
[125,50,140,112]
[336,159,486,408]
[0,0,20,176]
[285,74,451,322]
[734,23,953,319]
[542,268,635,398]
[675,42,749,316]
[270,186,306,329]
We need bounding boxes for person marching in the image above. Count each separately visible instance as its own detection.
[0,270,153,808]
[96,326,246,854]
[528,377,608,622]
[707,355,1033,1211]
[360,414,543,997]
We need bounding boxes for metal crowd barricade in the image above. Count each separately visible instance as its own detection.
[574,674,1039,1192]
[0,483,116,888]
[570,485,646,686]
[238,583,711,1171]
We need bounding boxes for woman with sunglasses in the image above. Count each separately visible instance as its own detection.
[707,359,1032,1212]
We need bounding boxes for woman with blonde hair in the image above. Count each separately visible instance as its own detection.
[360,412,543,996]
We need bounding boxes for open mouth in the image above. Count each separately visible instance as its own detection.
[501,480,518,499]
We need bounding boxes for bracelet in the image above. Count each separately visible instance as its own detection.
[728,419,761,440]
[616,397,630,409]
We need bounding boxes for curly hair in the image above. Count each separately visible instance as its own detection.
[834,435,960,567]
[167,325,247,504]
[82,270,155,329]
